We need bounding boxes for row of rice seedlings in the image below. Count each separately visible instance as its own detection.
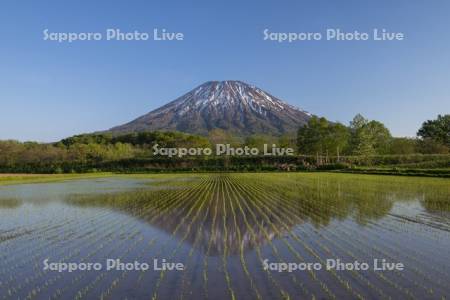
[261,184,407,299]
[0,208,119,296]
[417,202,450,227]
[3,193,151,251]
[246,175,418,297]
[301,225,392,299]
[279,176,450,292]
[0,201,52,232]
[0,205,111,265]
[306,220,441,298]
[386,199,435,224]
[259,173,450,279]
[335,184,450,255]
[241,176,396,299]
[388,212,450,239]
[322,218,448,296]
[229,173,446,298]
[229,176,357,299]
[8,177,207,298]
[3,209,125,299]
[0,206,117,263]
[151,176,216,300]
[72,230,148,300]
[229,175,349,297]
[107,176,214,298]
[47,231,143,300]
[46,179,205,299]
[130,176,214,290]
[53,216,148,298]
[47,188,199,298]
[224,175,297,300]
[177,178,216,299]
[219,178,237,300]
[113,179,214,292]
[223,174,316,299]
[74,225,160,299]
[251,176,414,298]
[277,173,449,249]
[202,176,221,299]
[0,176,206,298]
[22,208,146,299]
[1,219,110,296]
[344,214,450,285]
[0,216,83,269]
[78,176,213,298]
[373,209,446,235]
[0,214,80,246]
[97,238,157,300]
[0,214,62,243]
[365,216,450,272]
[247,175,440,298]
[355,209,449,251]
[0,206,118,269]
[222,176,262,300]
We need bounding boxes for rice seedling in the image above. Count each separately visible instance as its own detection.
[0,173,449,299]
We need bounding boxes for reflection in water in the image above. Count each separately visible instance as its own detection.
[0,198,21,209]
[65,174,450,253]
[0,174,449,300]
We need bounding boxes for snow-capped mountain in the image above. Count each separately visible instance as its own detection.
[109,80,312,136]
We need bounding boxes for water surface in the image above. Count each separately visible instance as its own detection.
[0,173,449,299]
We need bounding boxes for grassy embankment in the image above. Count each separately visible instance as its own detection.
[332,157,450,177]
[1,153,449,183]
[1,167,449,187]
[0,173,115,186]
[334,167,450,177]
[0,172,203,186]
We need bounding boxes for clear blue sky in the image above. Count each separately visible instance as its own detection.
[1,0,449,142]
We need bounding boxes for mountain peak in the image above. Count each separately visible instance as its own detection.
[201,80,250,85]
[109,81,312,137]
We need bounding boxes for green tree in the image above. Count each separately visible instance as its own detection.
[388,137,417,155]
[349,114,391,156]
[297,117,328,155]
[417,114,450,147]
[365,120,392,154]
[416,138,449,154]
[0,140,23,166]
[325,123,350,157]
[349,114,372,156]
[245,135,271,151]
[277,134,297,149]
[208,129,239,146]
[297,117,349,157]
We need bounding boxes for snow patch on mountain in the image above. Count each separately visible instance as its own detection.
[170,81,310,117]
[109,80,313,137]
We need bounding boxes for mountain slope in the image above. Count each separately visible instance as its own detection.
[109,80,312,137]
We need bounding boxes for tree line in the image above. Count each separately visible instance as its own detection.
[0,114,448,173]
[297,114,449,158]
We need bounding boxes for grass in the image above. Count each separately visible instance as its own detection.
[0,172,115,186]
[334,166,450,177]
[1,164,449,188]
[0,172,205,187]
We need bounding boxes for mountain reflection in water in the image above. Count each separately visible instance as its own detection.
[66,174,450,255]
[1,173,450,299]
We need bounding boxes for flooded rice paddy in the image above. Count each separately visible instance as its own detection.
[0,173,449,299]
